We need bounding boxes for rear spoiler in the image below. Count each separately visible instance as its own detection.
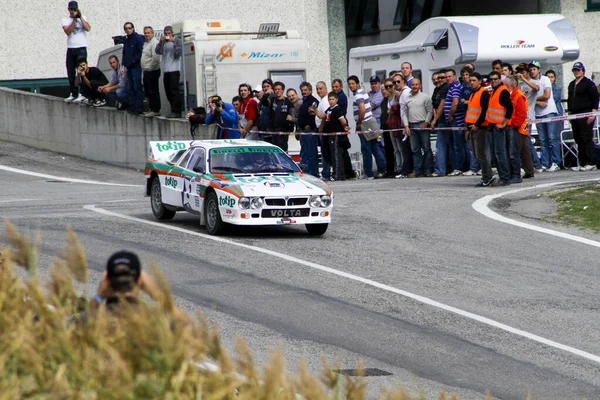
[148,140,194,162]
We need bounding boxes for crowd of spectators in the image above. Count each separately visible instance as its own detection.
[61,2,598,184]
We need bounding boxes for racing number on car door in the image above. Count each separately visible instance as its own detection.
[184,148,206,212]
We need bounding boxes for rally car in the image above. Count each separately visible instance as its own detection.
[144,139,333,235]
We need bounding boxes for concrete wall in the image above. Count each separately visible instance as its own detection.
[0,87,212,169]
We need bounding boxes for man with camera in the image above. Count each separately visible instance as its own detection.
[155,26,183,118]
[204,95,240,139]
[62,1,91,103]
[74,57,109,106]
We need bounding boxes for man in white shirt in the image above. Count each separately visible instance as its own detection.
[62,1,91,103]
[516,63,543,171]
[529,61,560,171]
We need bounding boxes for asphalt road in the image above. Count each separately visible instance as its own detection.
[2,141,600,400]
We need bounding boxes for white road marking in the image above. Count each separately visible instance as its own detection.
[472,178,600,249]
[0,165,142,187]
[0,198,41,203]
[84,203,600,365]
[103,199,140,203]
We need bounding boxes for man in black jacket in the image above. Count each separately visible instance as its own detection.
[265,81,294,152]
[567,61,599,171]
[122,22,145,115]
[298,82,320,176]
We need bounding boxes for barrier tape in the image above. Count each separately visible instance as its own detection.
[213,110,600,137]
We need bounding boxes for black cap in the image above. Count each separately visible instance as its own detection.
[369,75,381,83]
[262,78,273,87]
[210,95,222,104]
[68,1,78,9]
[106,250,141,281]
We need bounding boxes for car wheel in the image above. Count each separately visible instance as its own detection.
[151,178,176,220]
[305,223,328,236]
[204,191,225,235]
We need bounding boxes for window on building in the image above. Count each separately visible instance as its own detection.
[588,0,600,11]
[345,0,380,36]
[393,0,447,30]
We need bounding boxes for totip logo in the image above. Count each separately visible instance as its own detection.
[500,40,535,49]
[217,43,235,62]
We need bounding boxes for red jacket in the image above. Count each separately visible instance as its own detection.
[508,87,529,135]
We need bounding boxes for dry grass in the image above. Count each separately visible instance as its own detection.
[0,220,515,399]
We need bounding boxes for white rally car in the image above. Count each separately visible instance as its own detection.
[144,139,333,235]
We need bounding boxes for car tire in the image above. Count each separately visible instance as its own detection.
[204,191,225,235]
[151,178,176,220]
[305,223,328,236]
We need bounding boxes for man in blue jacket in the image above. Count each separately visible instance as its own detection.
[205,95,240,139]
[121,22,145,115]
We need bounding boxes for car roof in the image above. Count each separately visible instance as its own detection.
[189,139,280,151]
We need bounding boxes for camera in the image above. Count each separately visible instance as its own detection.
[75,10,81,18]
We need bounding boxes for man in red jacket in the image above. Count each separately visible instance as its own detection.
[505,75,533,182]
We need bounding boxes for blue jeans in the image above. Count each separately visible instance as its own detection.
[126,65,144,113]
[466,137,480,172]
[359,134,386,177]
[489,126,510,181]
[452,123,468,171]
[409,123,433,175]
[105,87,130,106]
[434,121,452,175]
[507,128,521,178]
[300,132,319,177]
[527,129,542,170]
[535,113,560,168]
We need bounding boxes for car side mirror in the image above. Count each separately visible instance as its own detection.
[192,166,205,174]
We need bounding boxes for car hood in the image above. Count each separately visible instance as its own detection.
[209,172,332,197]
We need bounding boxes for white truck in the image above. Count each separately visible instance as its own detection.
[348,14,580,95]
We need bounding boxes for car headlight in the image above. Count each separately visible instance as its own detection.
[320,195,332,208]
[309,195,322,208]
[239,197,250,209]
[250,197,264,209]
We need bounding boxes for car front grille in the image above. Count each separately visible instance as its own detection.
[264,197,309,207]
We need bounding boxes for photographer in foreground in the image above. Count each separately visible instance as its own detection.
[89,250,189,324]
[74,57,108,106]
[204,95,239,139]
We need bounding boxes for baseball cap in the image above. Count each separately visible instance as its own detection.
[106,250,141,281]
[210,95,222,104]
[369,75,381,83]
[515,63,528,71]
[528,61,541,69]
[68,1,78,9]
[262,78,273,87]
[253,84,262,93]
[572,61,585,71]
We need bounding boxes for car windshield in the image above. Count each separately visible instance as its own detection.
[209,146,301,174]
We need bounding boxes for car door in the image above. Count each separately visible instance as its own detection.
[182,147,207,213]
[162,149,193,207]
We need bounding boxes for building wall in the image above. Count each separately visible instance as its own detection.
[0,0,333,86]
[560,0,600,88]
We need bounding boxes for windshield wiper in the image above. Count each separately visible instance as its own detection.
[260,168,298,173]
[211,166,244,173]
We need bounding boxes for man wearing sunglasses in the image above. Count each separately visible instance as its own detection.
[62,1,91,103]
[121,22,145,115]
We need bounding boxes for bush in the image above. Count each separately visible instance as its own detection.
[0,221,469,399]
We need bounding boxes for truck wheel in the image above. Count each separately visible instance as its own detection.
[151,178,176,220]
[306,223,328,236]
[204,192,225,235]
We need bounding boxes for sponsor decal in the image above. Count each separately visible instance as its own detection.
[219,195,236,207]
[217,43,235,62]
[165,176,178,188]
[195,197,200,208]
[155,141,187,152]
[500,40,535,49]
[200,178,210,186]
[544,46,559,52]
[265,181,284,188]
[235,175,299,184]
[241,51,285,59]
[210,147,284,155]
[268,209,305,217]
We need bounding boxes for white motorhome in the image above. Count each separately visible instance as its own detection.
[349,14,580,95]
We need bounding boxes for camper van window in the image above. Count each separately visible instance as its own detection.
[587,0,600,11]
[423,29,448,50]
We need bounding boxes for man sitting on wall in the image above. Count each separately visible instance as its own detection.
[98,55,130,110]
[74,57,109,107]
